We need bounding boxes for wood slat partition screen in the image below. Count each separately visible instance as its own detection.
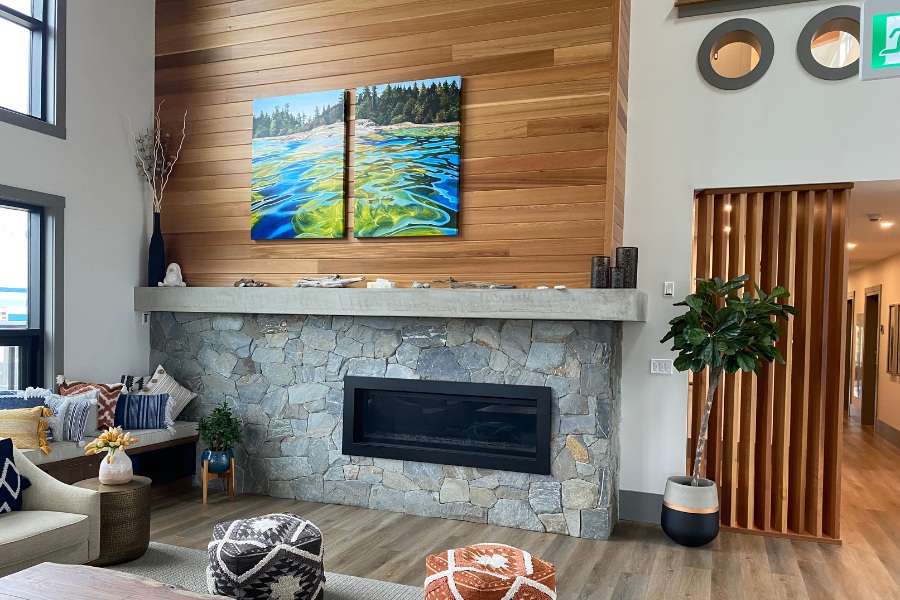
[690,184,851,542]
[153,0,629,288]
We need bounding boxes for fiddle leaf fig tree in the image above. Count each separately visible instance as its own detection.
[661,274,797,486]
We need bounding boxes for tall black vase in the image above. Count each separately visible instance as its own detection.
[148,212,166,287]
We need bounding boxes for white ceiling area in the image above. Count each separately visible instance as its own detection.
[848,180,900,271]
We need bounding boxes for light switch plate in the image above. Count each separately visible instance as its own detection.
[650,359,674,375]
[141,312,151,326]
[664,282,675,297]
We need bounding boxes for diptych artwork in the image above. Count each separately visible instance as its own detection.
[251,90,346,239]
[353,76,461,237]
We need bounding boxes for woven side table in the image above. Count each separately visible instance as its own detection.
[73,476,152,566]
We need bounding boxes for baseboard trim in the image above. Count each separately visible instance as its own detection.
[619,490,663,525]
[875,419,900,449]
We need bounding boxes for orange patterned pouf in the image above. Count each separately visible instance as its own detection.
[425,543,557,600]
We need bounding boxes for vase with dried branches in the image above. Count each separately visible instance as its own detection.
[132,102,186,286]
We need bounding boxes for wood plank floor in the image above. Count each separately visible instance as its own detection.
[149,419,900,598]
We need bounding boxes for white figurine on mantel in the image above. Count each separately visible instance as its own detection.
[158,263,187,287]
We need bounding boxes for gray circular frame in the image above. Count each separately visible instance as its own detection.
[797,5,861,81]
[698,19,775,91]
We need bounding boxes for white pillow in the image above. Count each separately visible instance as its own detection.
[141,365,197,419]
[44,389,100,436]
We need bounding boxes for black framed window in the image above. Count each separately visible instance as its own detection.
[0,0,65,138]
[0,201,44,389]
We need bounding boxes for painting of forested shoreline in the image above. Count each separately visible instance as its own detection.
[354,76,461,238]
[251,90,346,239]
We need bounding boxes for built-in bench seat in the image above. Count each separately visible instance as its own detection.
[20,422,199,487]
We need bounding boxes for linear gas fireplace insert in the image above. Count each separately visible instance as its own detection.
[342,376,551,475]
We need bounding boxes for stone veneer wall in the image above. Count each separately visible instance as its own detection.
[151,313,621,539]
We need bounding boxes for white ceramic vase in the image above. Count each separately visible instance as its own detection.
[98,449,133,485]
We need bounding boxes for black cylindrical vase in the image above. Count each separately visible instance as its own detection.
[591,256,611,288]
[148,212,166,287]
[660,476,720,547]
[610,267,626,289]
[615,246,638,289]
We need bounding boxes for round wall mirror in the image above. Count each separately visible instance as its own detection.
[699,19,775,91]
[798,6,861,81]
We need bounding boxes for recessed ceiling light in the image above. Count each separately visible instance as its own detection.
[847,242,858,249]
[724,204,732,212]
[881,221,894,228]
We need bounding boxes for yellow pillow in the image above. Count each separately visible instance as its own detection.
[0,406,52,455]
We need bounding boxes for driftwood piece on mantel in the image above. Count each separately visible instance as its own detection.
[293,275,366,288]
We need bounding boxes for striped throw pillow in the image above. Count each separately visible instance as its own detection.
[114,393,175,433]
[57,377,124,430]
[45,392,98,442]
[0,406,52,455]
[141,366,196,419]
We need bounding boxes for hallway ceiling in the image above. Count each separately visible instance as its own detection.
[848,180,900,271]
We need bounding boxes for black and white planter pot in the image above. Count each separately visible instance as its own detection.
[661,475,720,547]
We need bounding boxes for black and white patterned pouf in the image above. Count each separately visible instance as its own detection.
[207,513,325,600]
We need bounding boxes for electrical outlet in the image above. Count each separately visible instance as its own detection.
[141,312,151,326]
[650,359,674,375]
[664,282,675,297]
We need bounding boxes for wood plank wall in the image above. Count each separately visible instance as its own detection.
[153,0,628,288]
[690,184,851,542]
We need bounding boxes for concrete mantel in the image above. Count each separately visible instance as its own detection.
[134,287,647,322]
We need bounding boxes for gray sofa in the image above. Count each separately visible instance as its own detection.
[0,446,101,576]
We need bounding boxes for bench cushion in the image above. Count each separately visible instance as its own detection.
[19,421,198,466]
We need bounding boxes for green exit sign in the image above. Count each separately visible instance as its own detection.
[862,0,900,79]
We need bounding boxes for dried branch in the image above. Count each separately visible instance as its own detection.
[131,101,187,213]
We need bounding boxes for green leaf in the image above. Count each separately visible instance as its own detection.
[673,354,692,372]
[687,329,708,345]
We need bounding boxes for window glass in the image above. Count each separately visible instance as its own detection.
[0,206,30,329]
[0,1,33,16]
[0,346,21,391]
[0,17,32,115]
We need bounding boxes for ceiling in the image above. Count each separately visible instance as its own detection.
[848,180,900,271]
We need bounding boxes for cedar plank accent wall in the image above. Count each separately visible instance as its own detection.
[153,0,628,288]
[690,184,850,542]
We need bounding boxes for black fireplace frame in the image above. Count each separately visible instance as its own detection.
[342,376,552,475]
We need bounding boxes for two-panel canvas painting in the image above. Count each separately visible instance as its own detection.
[250,77,461,240]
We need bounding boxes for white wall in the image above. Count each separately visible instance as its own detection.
[0,1,154,382]
[622,1,900,495]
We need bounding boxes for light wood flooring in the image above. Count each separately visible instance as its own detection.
[149,420,900,599]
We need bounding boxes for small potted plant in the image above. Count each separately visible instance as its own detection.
[660,274,796,547]
[198,401,243,474]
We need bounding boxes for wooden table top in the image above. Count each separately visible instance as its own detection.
[73,476,152,494]
[0,563,218,599]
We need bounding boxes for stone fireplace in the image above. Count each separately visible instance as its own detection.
[143,289,639,540]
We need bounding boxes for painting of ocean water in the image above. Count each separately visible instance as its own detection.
[353,76,461,237]
[251,90,346,239]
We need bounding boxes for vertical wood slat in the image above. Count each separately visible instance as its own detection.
[691,183,850,542]
[788,190,814,535]
[771,191,796,533]
[754,192,779,530]
[805,191,829,538]
[720,193,744,527]
[822,189,849,539]
[707,194,728,485]
[737,192,762,529]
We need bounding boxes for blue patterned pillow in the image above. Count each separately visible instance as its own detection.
[0,437,31,513]
[0,388,49,410]
[114,393,174,433]
[45,395,96,443]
